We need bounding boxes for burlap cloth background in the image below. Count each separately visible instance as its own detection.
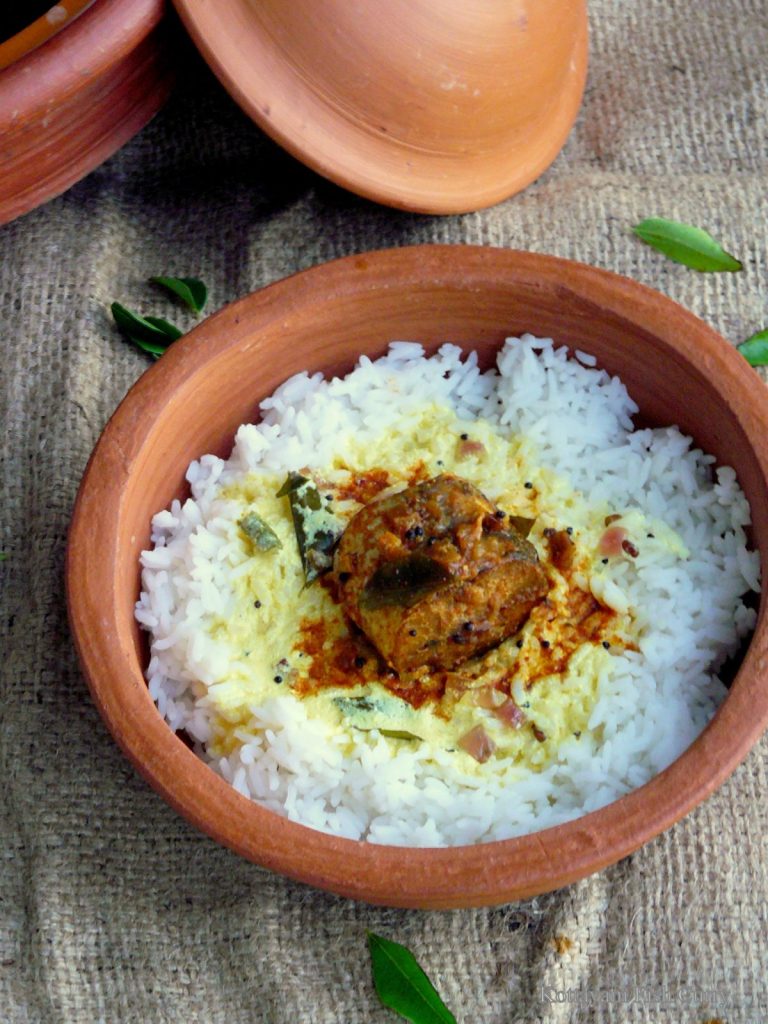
[2,2,767,1021]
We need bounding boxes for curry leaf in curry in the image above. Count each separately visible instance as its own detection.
[238,512,281,551]
[334,696,421,740]
[367,932,457,1024]
[360,555,451,611]
[111,302,183,360]
[275,472,308,499]
[333,696,380,715]
[276,472,342,584]
[378,728,422,742]
[150,275,208,314]
[632,218,742,272]
[737,328,768,367]
[507,514,536,538]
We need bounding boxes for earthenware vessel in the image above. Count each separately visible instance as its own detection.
[0,0,96,71]
[0,0,172,225]
[67,246,768,908]
[172,0,588,213]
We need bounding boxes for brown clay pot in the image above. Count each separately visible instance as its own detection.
[0,0,173,226]
[172,0,588,214]
[67,246,768,908]
[0,1,97,71]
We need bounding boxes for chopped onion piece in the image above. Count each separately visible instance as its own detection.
[458,724,496,763]
[598,525,628,557]
[493,699,527,729]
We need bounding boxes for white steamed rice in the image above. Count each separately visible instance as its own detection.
[135,336,760,846]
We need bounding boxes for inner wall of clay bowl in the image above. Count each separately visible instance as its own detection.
[116,276,768,723]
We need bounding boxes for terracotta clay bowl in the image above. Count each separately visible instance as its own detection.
[172,0,587,214]
[0,0,172,226]
[0,0,97,71]
[67,246,768,909]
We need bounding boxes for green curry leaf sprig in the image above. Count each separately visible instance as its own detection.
[111,303,183,360]
[150,275,208,314]
[632,218,742,272]
[111,275,208,360]
[368,932,457,1024]
[737,328,768,367]
[631,217,768,370]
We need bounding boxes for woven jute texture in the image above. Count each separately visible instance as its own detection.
[2,1,767,1021]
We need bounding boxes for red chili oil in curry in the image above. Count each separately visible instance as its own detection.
[317,463,431,508]
[291,523,629,711]
[292,616,439,709]
[327,468,391,505]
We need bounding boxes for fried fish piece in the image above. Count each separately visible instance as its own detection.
[334,474,548,674]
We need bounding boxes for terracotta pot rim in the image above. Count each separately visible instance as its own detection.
[0,0,97,72]
[171,1,588,214]
[0,0,170,226]
[67,245,768,908]
[0,0,164,107]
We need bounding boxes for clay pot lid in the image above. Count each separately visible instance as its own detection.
[0,0,97,71]
[0,0,172,225]
[172,0,588,214]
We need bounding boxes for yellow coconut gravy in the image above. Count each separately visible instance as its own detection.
[206,404,687,769]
